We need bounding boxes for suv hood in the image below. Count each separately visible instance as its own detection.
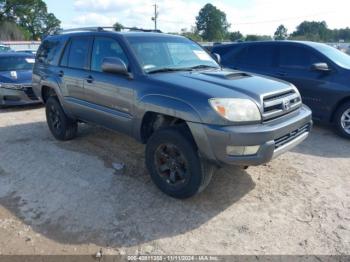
[150,68,296,103]
[0,70,32,84]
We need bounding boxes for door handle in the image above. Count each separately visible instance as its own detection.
[86,75,94,83]
[277,71,287,77]
[58,70,64,77]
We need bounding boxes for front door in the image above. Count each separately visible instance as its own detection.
[276,44,335,120]
[83,36,134,133]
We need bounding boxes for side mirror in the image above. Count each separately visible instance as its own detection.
[213,53,221,64]
[102,57,129,76]
[311,62,331,72]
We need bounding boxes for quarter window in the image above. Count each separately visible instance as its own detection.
[91,37,128,72]
[36,38,65,65]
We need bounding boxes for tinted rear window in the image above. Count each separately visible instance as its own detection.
[36,37,65,66]
[235,45,276,67]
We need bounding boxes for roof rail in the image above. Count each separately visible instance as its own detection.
[56,26,162,35]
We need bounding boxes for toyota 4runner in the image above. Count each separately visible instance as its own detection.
[33,28,312,198]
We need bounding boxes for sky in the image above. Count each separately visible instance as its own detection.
[44,0,350,36]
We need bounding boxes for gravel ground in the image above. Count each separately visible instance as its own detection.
[0,105,349,255]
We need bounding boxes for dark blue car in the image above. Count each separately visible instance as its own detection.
[213,41,350,138]
[0,52,40,107]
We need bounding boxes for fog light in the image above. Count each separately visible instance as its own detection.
[226,145,260,156]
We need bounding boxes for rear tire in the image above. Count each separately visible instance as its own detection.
[334,102,350,139]
[145,128,215,199]
[45,96,78,141]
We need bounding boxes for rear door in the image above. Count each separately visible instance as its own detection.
[82,36,134,133]
[276,44,334,120]
[59,36,93,113]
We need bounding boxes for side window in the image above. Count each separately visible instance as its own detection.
[67,37,91,70]
[217,45,239,64]
[230,46,249,65]
[36,38,65,65]
[235,45,275,67]
[91,37,129,72]
[279,45,321,69]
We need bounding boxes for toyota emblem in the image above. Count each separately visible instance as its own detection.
[282,99,291,111]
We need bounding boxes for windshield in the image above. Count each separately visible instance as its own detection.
[0,56,34,71]
[126,35,219,73]
[313,44,350,69]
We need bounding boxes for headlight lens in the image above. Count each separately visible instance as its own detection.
[209,98,261,122]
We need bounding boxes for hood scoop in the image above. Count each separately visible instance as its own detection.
[201,71,251,80]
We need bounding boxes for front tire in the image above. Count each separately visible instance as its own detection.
[45,96,78,141]
[334,102,350,139]
[145,128,215,199]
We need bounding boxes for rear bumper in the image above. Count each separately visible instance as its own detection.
[188,105,312,166]
[0,87,41,106]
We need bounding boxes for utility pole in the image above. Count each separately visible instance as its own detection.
[152,3,158,30]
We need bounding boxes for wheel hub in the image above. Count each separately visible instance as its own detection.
[154,143,188,186]
[49,105,61,130]
[341,108,350,135]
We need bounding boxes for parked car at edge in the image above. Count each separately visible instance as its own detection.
[0,44,12,52]
[0,52,40,107]
[212,41,350,138]
[32,29,312,198]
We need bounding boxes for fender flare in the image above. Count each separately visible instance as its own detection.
[133,94,203,140]
[39,78,75,119]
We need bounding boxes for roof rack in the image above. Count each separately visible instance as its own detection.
[56,27,162,35]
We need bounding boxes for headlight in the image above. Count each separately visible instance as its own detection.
[209,98,261,122]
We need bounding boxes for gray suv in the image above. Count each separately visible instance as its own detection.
[32,28,312,198]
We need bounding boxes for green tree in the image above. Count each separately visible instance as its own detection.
[245,34,272,41]
[113,22,124,31]
[42,13,61,36]
[181,27,202,42]
[228,31,243,42]
[0,0,61,40]
[290,21,330,42]
[274,24,288,40]
[332,27,350,42]
[195,3,230,41]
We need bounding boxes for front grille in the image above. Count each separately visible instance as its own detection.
[275,123,311,149]
[262,89,302,121]
[23,86,39,100]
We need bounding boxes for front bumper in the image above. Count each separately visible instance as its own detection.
[189,105,312,166]
[0,86,41,106]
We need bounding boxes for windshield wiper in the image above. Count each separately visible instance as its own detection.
[147,65,219,74]
[147,67,192,74]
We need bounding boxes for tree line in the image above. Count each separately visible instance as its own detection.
[0,0,61,41]
[181,3,350,43]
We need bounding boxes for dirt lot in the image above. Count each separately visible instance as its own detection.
[0,105,349,255]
